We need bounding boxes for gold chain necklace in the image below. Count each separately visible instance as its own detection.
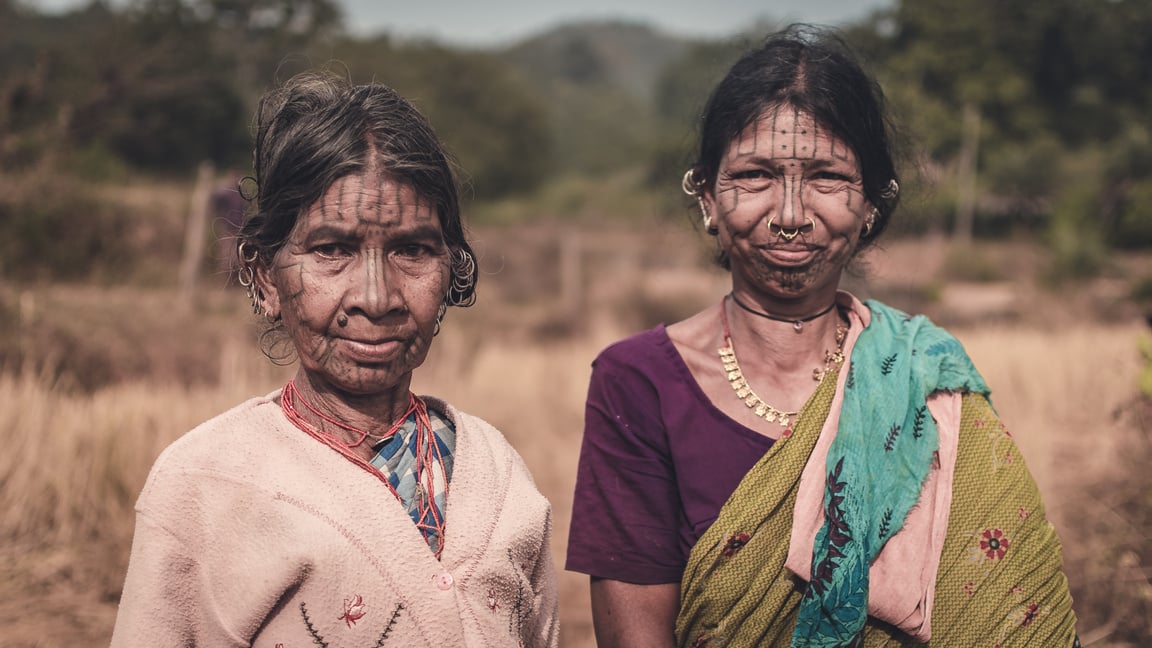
[718,296,847,428]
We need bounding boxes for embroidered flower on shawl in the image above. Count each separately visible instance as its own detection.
[980,528,1011,560]
[339,594,367,627]
[1018,507,1031,519]
[963,581,976,596]
[1014,602,1043,627]
[721,532,751,557]
[690,633,710,647]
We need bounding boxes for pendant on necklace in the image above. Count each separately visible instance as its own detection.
[792,321,803,333]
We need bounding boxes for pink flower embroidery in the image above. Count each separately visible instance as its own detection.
[339,594,367,627]
[974,418,986,428]
[1020,603,1040,627]
[1018,507,1030,519]
[962,581,976,596]
[721,532,751,557]
[691,633,710,647]
[1009,584,1024,595]
[980,529,1010,560]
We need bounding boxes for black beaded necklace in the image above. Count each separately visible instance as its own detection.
[728,292,837,332]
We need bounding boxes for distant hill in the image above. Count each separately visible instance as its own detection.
[499,20,694,103]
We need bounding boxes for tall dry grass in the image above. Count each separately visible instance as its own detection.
[4,322,1149,646]
[2,233,1150,646]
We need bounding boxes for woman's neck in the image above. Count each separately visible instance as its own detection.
[722,292,846,374]
[288,369,415,442]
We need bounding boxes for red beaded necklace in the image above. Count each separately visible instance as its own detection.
[280,379,418,448]
[279,380,450,557]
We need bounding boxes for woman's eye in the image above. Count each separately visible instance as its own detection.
[811,171,852,182]
[396,243,431,258]
[313,243,352,259]
[731,169,772,180]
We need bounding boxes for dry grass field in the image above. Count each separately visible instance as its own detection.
[1,225,1150,647]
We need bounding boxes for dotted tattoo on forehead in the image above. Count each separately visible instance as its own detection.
[769,107,796,158]
[763,106,853,164]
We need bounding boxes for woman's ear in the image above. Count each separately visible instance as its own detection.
[689,184,716,235]
[862,205,878,239]
[253,259,282,320]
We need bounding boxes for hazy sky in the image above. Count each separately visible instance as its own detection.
[28,0,892,46]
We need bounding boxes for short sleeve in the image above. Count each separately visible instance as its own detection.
[565,344,687,584]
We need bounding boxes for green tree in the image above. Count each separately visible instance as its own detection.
[324,37,552,200]
[868,0,1152,248]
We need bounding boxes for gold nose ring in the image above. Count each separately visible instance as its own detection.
[768,216,816,241]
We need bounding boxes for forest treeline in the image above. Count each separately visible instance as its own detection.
[1,0,1151,282]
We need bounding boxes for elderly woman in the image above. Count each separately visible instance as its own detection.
[111,72,558,647]
[566,26,1078,647]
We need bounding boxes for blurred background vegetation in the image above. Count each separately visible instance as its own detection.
[1,0,1151,284]
[2,2,1151,645]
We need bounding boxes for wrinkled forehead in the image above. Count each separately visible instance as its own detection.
[307,172,439,227]
[731,104,855,165]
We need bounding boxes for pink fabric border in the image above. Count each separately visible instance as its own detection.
[784,292,961,642]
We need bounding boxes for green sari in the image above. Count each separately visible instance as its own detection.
[676,301,1077,647]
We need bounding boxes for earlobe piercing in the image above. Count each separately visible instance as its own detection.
[683,168,719,235]
[863,209,878,237]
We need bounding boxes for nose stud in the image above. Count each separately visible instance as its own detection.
[767,216,816,241]
[337,314,349,327]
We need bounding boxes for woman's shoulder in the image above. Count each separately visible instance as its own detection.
[422,397,546,492]
[596,324,672,362]
[150,391,285,472]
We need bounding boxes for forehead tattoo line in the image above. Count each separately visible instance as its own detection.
[736,112,760,157]
[333,176,350,222]
[353,175,371,226]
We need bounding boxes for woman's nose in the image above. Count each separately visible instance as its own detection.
[347,250,405,318]
[776,175,806,226]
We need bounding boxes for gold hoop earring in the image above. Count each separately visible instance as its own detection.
[236,242,264,314]
[681,168,700,196]
[701,203,717,235]
[863,209,878,237]
[683,169,718,235]
[880,179,899,200]
[433,301,448,337]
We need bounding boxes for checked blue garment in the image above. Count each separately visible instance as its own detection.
[792,301,989,647]
[369,407,456,557]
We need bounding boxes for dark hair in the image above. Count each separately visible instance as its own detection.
[691,25,899,251]
[238,70,477,308]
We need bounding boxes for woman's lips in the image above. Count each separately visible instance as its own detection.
[759,245,817,267]
[340,337,406,362]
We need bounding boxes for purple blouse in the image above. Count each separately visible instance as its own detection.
[565,325,775,585]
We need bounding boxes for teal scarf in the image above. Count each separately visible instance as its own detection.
[792,300,990,647]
